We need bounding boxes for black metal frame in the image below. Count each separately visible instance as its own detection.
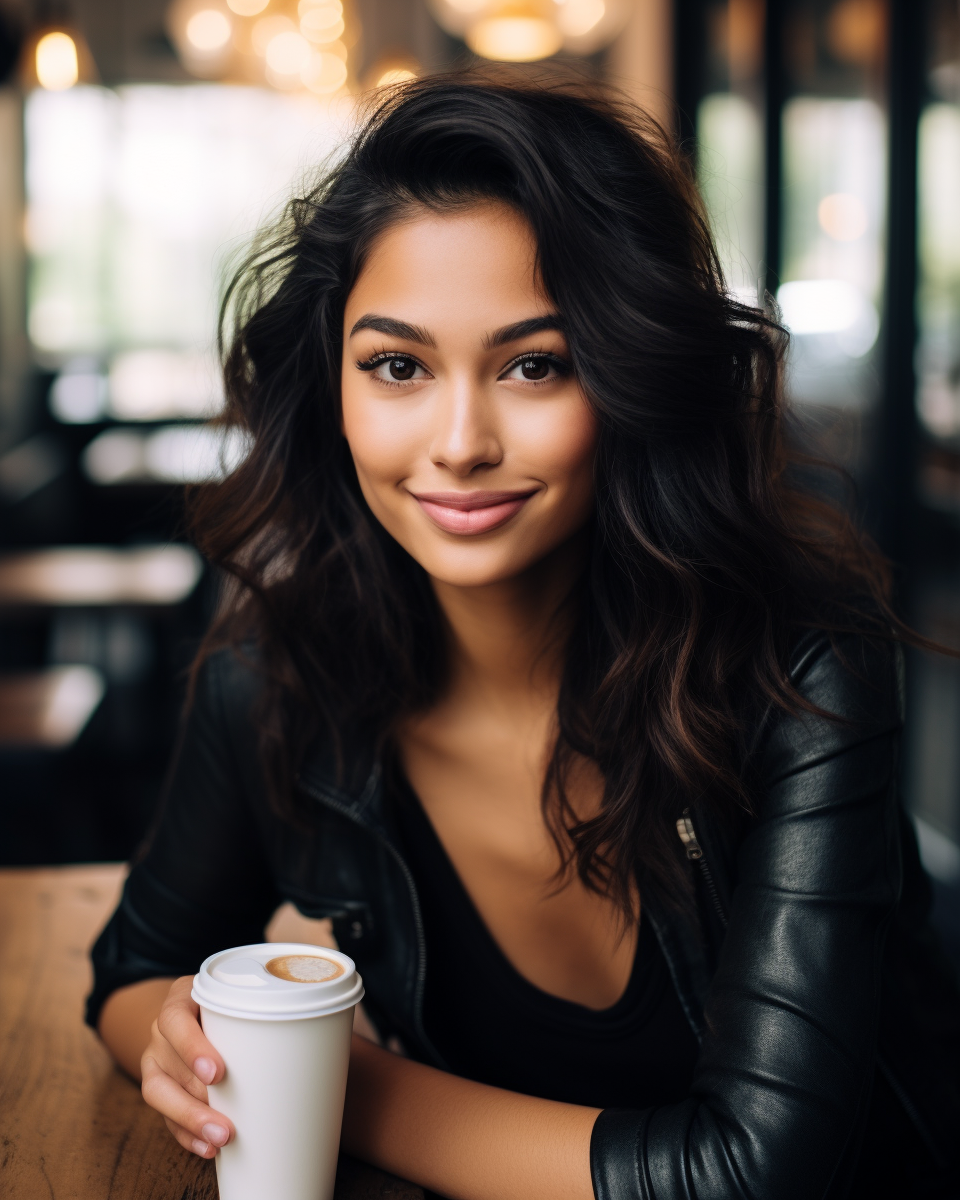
[871,0,925,572]
[762,0,784,298]
[673,0,927,570]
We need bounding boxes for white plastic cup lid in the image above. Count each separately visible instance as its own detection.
[192,942,364,1020]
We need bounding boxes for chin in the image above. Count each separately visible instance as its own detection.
[408,540,543,589]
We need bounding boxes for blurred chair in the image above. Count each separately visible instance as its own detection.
[0,544,206,866]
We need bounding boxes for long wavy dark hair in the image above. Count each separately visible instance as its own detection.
[190,72,907,914]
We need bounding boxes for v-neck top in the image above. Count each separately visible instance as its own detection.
[392,772,700,1108]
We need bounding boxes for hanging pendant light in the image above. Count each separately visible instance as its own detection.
[19,9,97,91]
[427,0,630,62]
[466,3,561,63]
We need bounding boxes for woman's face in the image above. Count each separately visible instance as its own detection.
[340,203,599,589]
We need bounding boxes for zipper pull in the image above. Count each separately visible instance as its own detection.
[676,808,703,860]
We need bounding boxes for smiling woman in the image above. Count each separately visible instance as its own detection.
[87,73,959,1200]
[341,206,597,580]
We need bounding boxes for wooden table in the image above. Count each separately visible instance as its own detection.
[0,865,424,1199]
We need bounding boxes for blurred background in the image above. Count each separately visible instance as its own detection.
[0,0,957,961]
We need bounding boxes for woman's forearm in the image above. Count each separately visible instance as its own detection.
[341,1034,599,1200]
[97,978,177,1079]
[103,987,600,1199]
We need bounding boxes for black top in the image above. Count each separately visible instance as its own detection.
[84,632,960,1198]
[392,772,700,1108]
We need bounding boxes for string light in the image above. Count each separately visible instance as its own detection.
[160,0,366,96]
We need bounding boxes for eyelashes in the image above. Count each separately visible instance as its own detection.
[355,351,414,372]
[354,349,573,379]
[503,351,573,379]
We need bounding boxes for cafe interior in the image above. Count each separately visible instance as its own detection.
[0,0,958,1052]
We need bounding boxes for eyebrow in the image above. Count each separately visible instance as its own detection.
[484,315,565,349]
[348,313,565,350]
[349,314,436,346]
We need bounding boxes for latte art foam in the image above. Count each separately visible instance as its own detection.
[265,955,345,983]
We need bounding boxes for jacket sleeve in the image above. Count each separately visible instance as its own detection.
[85,649,282,1029]
[590,633,904,1200]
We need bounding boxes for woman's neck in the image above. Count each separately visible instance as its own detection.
[430,531,588,708]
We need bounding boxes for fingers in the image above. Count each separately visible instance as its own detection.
[164,1116,220,1159]
[142,1053,234,1152]
[156,976,225,1086]
[146,1020,212,1103]
[140,975,234,1159]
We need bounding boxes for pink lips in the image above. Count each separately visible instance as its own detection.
[412,489,537,534]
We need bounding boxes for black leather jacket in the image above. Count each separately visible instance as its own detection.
[87,630,960,1199]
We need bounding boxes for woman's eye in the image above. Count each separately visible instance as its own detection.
[503,355,565,384]
[520,358,549,380]
[375,356,422,382]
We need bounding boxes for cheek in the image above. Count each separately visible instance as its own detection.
[341,386,417,489]
[519,397,598,496]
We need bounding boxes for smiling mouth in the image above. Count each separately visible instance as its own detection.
[412,489,538,535]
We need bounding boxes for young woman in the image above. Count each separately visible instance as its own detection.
[88,76,959,1199]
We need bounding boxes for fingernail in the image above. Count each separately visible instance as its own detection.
[192,1138,212,1156]
[202,1123,229,1147]
[194,1057,216,1084]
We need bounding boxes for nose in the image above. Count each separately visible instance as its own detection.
[428,374,503,477]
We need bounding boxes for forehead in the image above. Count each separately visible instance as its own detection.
[345,202,552,328]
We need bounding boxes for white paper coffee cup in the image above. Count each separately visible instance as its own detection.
[192,942,364,1200]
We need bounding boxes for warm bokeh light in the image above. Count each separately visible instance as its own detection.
[467,15,562,61]
[557,0,605,37]
[818,192,869,241]
[826,0,885,67]
[252,14,294,55]
[35,32,79,91]
[302,48,348,93]
[300,4,345,44]
[265,29,311,74]
[445,0,488,9]
[376,68,417,86]
[299,0,342,22]
[166,0,355,89]
[185,9,233,51]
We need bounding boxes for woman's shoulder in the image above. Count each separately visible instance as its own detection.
[753,625,904,785]
[785,624,904,722]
